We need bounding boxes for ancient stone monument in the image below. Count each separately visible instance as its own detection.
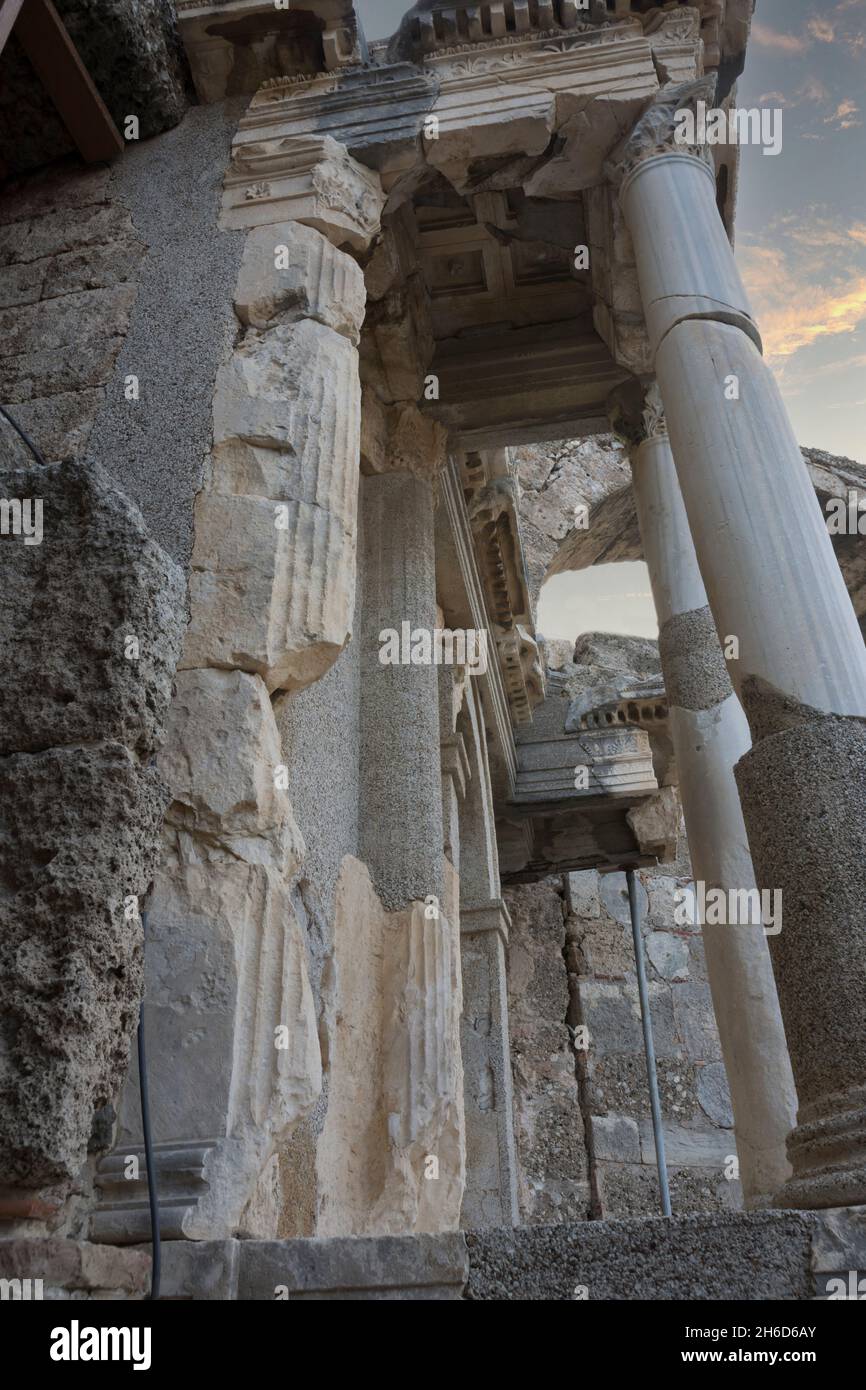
[0,0,865,1304]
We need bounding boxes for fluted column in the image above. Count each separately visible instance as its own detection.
[629,387,797,1207]
[610,79,866,1208]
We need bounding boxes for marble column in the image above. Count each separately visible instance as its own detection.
[611,80,866,1208]
[630,389,797,1207]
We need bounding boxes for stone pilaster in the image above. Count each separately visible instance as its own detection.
[627,386,797,1208]
[611,80,866,1208]
[458,680,520,1229]
[94,123,381,1243]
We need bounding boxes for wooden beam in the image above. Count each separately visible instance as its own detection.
[13,0,123,162]
[0,0,26,56]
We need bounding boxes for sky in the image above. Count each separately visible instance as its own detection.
[355,1,866,641]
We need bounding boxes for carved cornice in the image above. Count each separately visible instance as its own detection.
[459,450,545,726]
[221,132,385,249]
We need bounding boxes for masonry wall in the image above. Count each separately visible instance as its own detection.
[0,103,244,568]
[506,848,743,1223]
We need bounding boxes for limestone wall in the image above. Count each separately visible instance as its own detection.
[506,856,743,1223]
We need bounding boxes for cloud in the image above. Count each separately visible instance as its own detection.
[750,21,810,54]
[807,16,837,42]
[739,218,866,362]
[824,98,862,128]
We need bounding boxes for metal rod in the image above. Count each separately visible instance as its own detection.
[626,868,672,1217]
[138,908,161,1300]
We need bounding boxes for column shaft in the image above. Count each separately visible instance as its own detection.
[622,147,866,1208]
[632,428,797,1206]
[359,471,444,911]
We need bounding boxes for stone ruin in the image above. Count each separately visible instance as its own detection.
[0,0,865,1302]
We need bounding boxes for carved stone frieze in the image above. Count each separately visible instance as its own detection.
[459,450,545,724]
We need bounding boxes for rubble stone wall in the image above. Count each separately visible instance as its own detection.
[506,856,743,1223]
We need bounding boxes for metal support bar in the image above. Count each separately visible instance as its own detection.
[626,867,672,1217]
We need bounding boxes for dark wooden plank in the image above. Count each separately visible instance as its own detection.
[14,0,123,162]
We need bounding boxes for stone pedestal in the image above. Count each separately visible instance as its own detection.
[615,91,866,1207]
[631,413,797,1207]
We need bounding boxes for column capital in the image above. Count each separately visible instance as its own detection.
[606,379,667,450]
[604,74,718,195]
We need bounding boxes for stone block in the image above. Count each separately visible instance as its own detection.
[0,745,165,1188]
[182,493,356,694]
[0,283,135,356]
[697,1061,735,1129]
[236,1232,468,1301]
[160,668,304,866]
[318,858,464,1237]
[0,460,185,757]
[210,318,361,522]
[232,221,365,342]
[565,869,600,920]
[590,1114,641,1164]
[600,870,646,927]
[646,930,690,982]
[673,981,723,1062]
[104,860,322,1241]
[464,1212,816,1301]
[0,388,104,461]
[0,338,125,402]
[0,1239,150,1301]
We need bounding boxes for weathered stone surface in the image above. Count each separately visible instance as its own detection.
[318,857,464,1236]
[737,714,866,1209]
[210,317,361,517]
[182,493,355,694]
[161,669,303,865]
[465,1211,816,1301]
[360,398,447,480]
[157,1229,469,1301]
[0,1238,150,1300]
[0,745,165,1188]
[103,860,322,1241]
[591,1114,641,1164]
[506,880,589,1224]
[232,221,366,343]
[627,785,680,862]
[0,460,185,757]
[698,1062,736,1130]
[646,931,689,982]
[221,134,385,252]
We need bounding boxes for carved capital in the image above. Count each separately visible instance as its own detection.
[640,382,668,443]
[604,74,718,192]
[606,379,667,449]
[222,131,385,252]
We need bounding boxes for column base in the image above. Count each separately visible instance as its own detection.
[775,1087,866,1210]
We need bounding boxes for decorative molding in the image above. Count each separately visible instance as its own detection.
[641,381,668,442]
[460,898,512,944]
[222,132,385,249]
[459,450,545,726]
[605,73,719,190]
